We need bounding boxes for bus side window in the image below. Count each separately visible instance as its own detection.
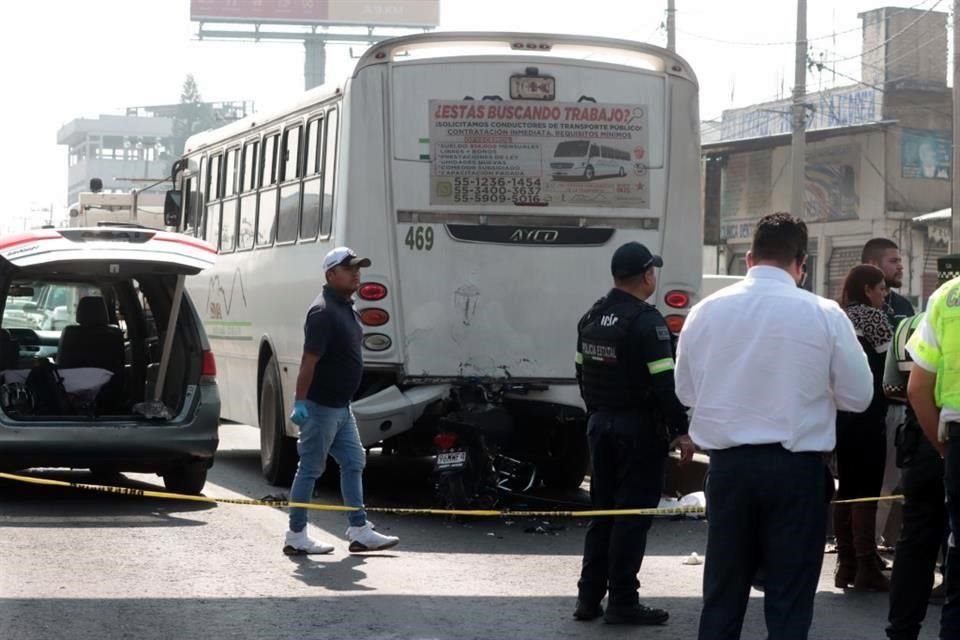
[320,107,338,238]
[181,177,194,233]
[257,133,279,247]
[205,153,222,244]
[276,123,303,244]
[238,140,259,251]
[221,147,239,253]
[300,115,324,241]
[195,156,207,239]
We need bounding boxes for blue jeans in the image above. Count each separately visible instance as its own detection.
[288,401,367,532]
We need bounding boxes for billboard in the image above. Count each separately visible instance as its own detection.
[901,128,951,180]
[720,86,882,142]
[190,0,439,27]
[429,100,650,209]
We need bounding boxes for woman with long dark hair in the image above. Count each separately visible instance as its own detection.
[833,264,893,592]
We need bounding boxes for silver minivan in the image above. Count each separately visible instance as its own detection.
[0,226,220,494]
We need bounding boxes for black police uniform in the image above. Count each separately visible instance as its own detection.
[884,290,915,330]
[885,314,946,640]
[574,287,688,621]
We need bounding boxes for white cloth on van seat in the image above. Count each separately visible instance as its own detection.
[2,367,114,400]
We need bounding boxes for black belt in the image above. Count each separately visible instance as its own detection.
[947,422,960,439]
[711,443,822,458]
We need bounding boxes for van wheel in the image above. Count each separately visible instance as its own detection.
[618,166,626,177]
[541,421,590,490]
[162,461,208,495]
[260,356,299,486]
[584,166,595,181]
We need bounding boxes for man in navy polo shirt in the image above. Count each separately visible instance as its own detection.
[283,246,399,555]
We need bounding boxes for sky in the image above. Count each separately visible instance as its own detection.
[0,0,949,231]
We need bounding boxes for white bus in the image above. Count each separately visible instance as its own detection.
[166,32,703,491]
[550,140,633,180]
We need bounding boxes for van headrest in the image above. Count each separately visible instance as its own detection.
[76,297,109,327]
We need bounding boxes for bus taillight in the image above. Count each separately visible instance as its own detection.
[359,308,390,327]
[665,290,690,309]
[664,315,685,334]
[358,283,388,301]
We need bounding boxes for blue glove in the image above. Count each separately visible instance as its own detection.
[290,400,309,426]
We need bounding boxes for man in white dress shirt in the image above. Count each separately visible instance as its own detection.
[675,212,874,640]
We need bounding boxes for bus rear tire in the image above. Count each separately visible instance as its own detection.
[260,356,299,486]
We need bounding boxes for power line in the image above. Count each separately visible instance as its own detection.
[810,62,951,119]
[821,0,947,64]
[678,0,938,48]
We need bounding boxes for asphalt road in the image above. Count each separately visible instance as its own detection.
[0,423,939,639]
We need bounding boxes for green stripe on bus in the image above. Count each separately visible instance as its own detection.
[575,352,583,365]
[647,358,674,374]
[206,320,253,327]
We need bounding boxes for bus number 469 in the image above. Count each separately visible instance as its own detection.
[404,226,434,251]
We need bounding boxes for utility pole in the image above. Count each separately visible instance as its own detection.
[952,0,960,249]
[790,0,808,219]
[666,0,677,51]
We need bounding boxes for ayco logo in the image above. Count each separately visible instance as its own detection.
[510,228,559,243]
[600,314,619,327]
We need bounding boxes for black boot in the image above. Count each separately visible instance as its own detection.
[604,603,669,625]
[852,503,890,592]
[833,503,856,588]
[573,600,603,621]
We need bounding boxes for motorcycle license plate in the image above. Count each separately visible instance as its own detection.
[435,450,467,470]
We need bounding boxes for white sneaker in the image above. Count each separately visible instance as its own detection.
[283,529,334,555]
[346,522,399,552]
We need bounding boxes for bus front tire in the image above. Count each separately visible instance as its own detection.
[260,356,299,486]
[584,166,595,181]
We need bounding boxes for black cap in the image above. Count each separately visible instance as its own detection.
[611,242,663,278]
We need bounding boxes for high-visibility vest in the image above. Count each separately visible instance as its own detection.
[908,276,960,410]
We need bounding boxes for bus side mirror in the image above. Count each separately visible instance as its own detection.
[164,190,182,227]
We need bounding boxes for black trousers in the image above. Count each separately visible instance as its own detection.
[577,410,666,608]
[836,413,887,500]
[698,444,826,640]
[886,430,945,640]
[941,423,960,639]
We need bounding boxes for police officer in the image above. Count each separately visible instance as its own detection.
[886,312,946,640]
[907,275,960,639]
[573,241,694,626]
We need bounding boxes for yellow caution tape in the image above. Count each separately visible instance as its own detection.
[0,471,704,518]
[831,494,905,505]
[0,471,906,516]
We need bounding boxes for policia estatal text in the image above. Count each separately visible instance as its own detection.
[573,241,693,626]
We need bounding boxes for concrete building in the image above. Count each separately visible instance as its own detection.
[57,101,252,209]
[702,6,951,305]
[57,112,176,208]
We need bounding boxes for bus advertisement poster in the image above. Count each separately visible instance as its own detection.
[428,100,650,208]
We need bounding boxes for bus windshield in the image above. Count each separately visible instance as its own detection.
[553,141,590,158]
